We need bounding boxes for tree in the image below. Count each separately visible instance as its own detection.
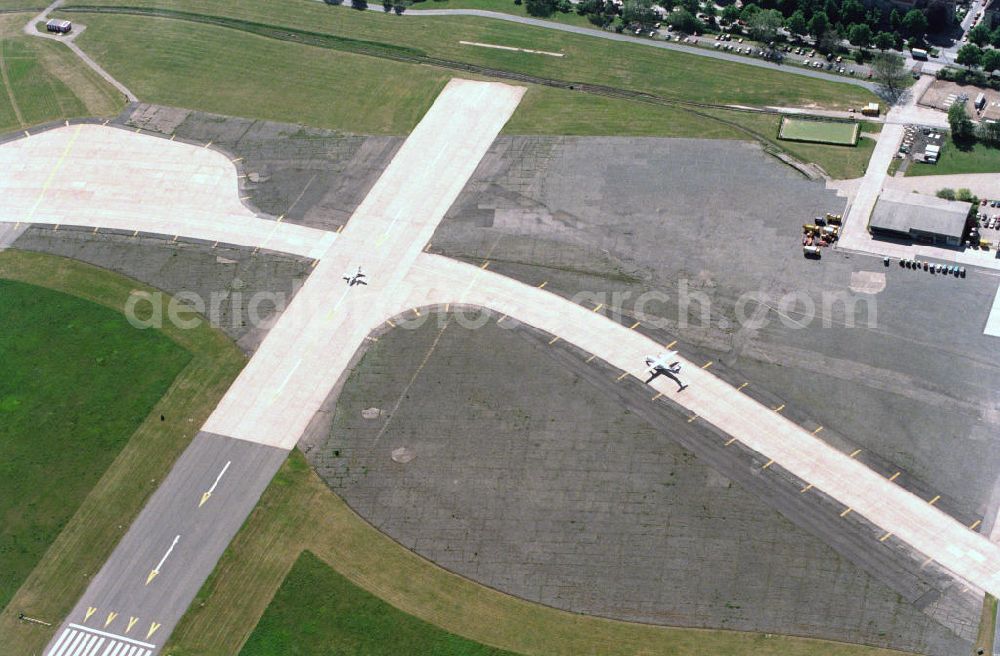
[808,10,829,38]
[889,8,902,32]
[721,4,741,24]
[817,28,840,52]
[873,31,894,51]
[848,23,872,47]
[668,8,704,33]
[982,48,1000,72]
[948,102,975,144]
[969,23,992,47]
[351,0,367,8]
[870,52,908,98]
[786,10,807,37]
[901,9,927,39]
[925,3,949,33]
[622,0,657,26]
[957,43,984,68]
[748,8,784,43]
[979,119,1000,146]
[525,0,557,17]
[840,0,865,25]
[382,0,392,11]
[991,26,1000,48]
[393,0,412,13]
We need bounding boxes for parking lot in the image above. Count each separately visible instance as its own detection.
[973,197,1000,246]
[895,124,946,171]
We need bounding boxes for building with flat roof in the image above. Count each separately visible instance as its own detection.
[868,189,970,247]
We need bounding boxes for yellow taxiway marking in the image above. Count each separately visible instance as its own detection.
[231,157,242,163]
[629,321,640,329]
[336,224,344,233]
[585,354,596,363]
[687,414,698,423]
[92,226,99,234]
[53,224,59,231]
[480,260,490,269]
[147,535,180,586]
[616,372,628,381]
[702,361,713,369]
[132,230,139,238]
[84,607,97,622]
[64,120,69,127]
[145,570,158,586]
[386,319,396,328]
[126,617,138,633]
[240,195,250,200]
[310,259,318,268]
[800,483,814,493]
[773,404,785,413]
[211,241,218,249]
[652,392,663,401]
[879,532,893,542]
[724,437,737,446]
[548,336,559,345]
[762,459,774,469]
[134,127,141,133]
[102,120,109,126]
[812,426,824,435]
[592,303,604,312]
[365,336,378,342]
[172,235,179,243]
[413,308,421,318]
[928,495,941,506]
[146,622,161,640]
[736,382,749,391]
[23,130,30,137]
[497,314,507,323]
[537,281,547,289]
[204,141,213,148]
[970,519,982,530]
[849,449,862,458]
[665,340,677,349]
[169,134,176,141]
[104,612,118,628]
[276,214,284,223]
[444,303,450,313]
[425,243,432,252]
[888,471,901,482]
[840,507,853,518]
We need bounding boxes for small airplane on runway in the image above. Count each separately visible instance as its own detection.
[343,266,367,286]
[644,351,687,391]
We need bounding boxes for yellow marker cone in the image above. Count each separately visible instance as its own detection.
[84,607,97,622]
[146,570,158,586]
[147,622,161,640]
[104,612,118,628]
[126,617,138,633]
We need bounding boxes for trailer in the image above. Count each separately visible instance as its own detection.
[45,19,72,34]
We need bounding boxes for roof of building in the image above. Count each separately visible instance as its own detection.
[869,189,970,239]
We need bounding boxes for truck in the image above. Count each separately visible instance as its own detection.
[803,245,821,258]
[911,48,928,60]
[861,102,880,117]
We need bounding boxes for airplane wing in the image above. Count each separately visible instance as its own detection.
[645,350,678,373]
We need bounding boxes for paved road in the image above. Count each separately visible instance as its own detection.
[0,79,995,653]
[45,433,287,656]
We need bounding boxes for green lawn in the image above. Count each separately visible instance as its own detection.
[779,117,858,145]
[241,551,522,656]
[407,0,593,27]
[0,12,123,134]
[906,140,1000,176]
[60,0,875,109]
[0,278,190,612]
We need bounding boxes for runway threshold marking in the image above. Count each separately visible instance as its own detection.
[146,535,180,586]
[199,460,231,508]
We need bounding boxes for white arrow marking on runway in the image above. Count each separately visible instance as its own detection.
[145,535,179,585]
[199,461,231,508]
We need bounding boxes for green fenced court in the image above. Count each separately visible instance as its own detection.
[778,117,859,146]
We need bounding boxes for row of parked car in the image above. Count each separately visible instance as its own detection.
[894,258,966,277]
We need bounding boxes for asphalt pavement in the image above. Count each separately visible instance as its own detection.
[44,432,287,656]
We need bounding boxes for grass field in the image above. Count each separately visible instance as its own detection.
[0,13,123,134]
[59,0,875,109]
[779,117,859,145]
[0,279,189,612]
[167,447,912,656]
[906,140,1000,176]
[241,551,522,656]
[0,250,246,655]
[407,0,592,27]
